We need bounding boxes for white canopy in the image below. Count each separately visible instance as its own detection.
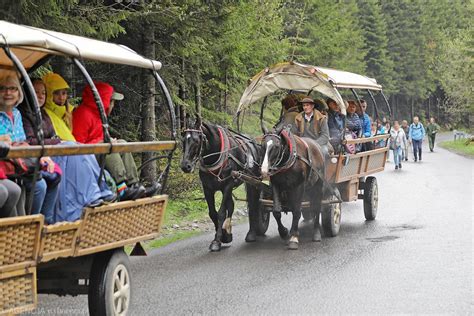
[237,62,383,116]
[0,20,162,70]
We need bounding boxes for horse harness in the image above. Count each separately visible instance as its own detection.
[197,125,258,182]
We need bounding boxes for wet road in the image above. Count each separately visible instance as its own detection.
[33,136,472,315]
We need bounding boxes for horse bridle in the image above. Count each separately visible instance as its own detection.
[262,133,287,174]
[182,127,207,168]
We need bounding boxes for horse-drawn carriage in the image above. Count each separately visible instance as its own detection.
[233,62,391,248]
[181,62,391,251]
[0,21,176,315]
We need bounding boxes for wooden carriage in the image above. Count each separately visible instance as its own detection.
[0,21,176,315]
[234,62,391,237]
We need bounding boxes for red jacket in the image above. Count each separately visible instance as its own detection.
[72,82,113,144]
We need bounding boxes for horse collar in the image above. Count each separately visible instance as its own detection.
[200,126,230,176]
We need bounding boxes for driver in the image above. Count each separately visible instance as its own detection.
[294,97,329,148]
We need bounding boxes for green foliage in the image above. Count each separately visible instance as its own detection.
[439,140,474,158]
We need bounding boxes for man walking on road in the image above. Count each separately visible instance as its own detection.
[426,117,440,152]
[401,120,410,161]
[409,116,425,162]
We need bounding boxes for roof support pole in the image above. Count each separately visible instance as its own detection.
[72,58,110,186]
[152,70,176,193]
[2,47,43,214]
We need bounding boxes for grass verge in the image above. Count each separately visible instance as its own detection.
[439,139,474,158]
[138,186,248,251]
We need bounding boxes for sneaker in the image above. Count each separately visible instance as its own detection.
[131,183,146,200]
[87,199,103,208]
[414,158,417,162]
[144,181,162,197]
[120,186,143,201]
[399,163,402,169]
[102,193,118,204]
[395,166,398,170]
[405,158,408,161]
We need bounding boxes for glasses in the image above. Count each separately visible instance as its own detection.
[0,86,19,93]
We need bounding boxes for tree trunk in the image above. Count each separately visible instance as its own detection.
[140,21,156,184]
[177,58,186,129]
[194,66,202,118]
[223,68,228,113]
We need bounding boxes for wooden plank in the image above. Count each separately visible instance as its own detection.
[38,221,81,263]
[0,261,37,275]
[83,195,167,214]
[4,141,176,159]
[75,233,159,257]
[42,221,81,233]
[344,134,390,145]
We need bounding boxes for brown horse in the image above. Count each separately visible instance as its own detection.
[261,127,326,250]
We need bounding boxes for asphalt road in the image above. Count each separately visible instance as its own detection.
[31,135,473,315]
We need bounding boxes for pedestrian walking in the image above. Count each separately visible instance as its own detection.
[408,116,425,162]
[390,121,406,170]
[401,120,410,161]
[426,117,440,152]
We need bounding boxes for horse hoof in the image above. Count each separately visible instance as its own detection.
[312,231,322,242]
[287,235,299,250]
[221,232,233,244]
[278,227,289,239]
[288,241,299,250]
[209,241,221,252]
[245,231,257,242]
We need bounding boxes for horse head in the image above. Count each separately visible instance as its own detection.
[180,118,205,173]
[261,128,286,178]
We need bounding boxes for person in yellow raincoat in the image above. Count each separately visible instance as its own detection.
[42,73,75,141]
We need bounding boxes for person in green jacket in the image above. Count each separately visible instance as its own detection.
[426,117,440,152]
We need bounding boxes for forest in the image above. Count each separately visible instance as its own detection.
[1,0,472,187]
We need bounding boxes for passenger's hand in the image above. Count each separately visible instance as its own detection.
[0,135,12,145]
[63,111,73,129]
[40,157,55,173]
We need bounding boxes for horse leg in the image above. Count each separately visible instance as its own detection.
[209,184,233,252]
[288,188,303,250]
[272,183,282,213]
[272,211,288,239]
[245,185,259,242]
[221,188,234,244]
[311,181,323,242]
[204,188,220,251]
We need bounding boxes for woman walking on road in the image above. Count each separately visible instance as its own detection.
[390,121,406,170]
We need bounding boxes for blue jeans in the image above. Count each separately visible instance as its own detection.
[412,139,422,160]
[25,178,59,224]
[392,147,402,166]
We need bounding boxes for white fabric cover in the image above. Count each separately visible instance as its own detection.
[0,21,161,70]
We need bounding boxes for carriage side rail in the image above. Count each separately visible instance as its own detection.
[1,141,177,159]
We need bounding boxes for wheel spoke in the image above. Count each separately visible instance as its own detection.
[114,274,122,291]
[120,268,127,286]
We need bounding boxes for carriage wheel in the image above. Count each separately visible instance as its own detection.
[89,248,131,316]
[363,176,378,220]
[321,197,341,237]
[256,203,270,236]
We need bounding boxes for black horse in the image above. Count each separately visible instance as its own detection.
[180,119,263,251]
[260,127,326,250]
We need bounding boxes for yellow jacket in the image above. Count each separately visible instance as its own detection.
[42,73,75,141]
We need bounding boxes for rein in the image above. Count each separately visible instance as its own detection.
[186,124,258,182]
[263,130,298,176]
